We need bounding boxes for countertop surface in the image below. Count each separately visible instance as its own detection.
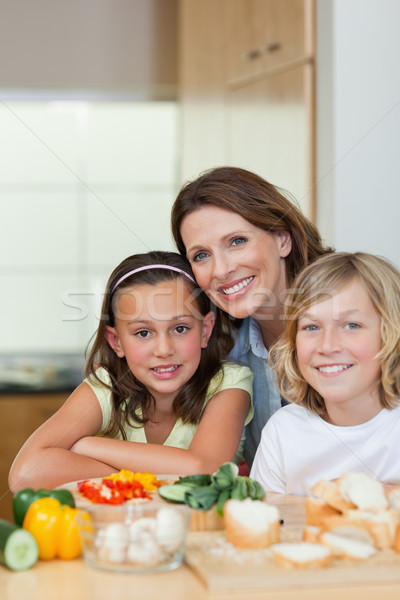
[0,352,85,394]
[2,494,400,600]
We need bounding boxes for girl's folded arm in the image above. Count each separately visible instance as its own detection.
[71,387,251,475]
[8,382,116,491]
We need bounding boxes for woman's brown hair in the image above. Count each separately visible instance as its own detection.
[85,251,231,439]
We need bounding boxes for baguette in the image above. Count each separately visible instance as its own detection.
[337,472,388,511]
[394,523,400,553]
[344,508,399,549]
[271,542,332,568]
[388,488,400,511]
[320,530,376,560]
[305,496,341,528]
[223,498,280,549]
[311,479,356,513]
[302,525,321,543]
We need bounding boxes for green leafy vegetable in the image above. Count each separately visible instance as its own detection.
[175,474,212,488]
[157,462,265,515]
[215,489,231,517]
[210,462,239,491]
[184,486,219,510]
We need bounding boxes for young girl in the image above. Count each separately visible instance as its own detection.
[250,252,400,495]
[9,251,253,491]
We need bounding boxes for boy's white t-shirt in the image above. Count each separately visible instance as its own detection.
[250,403,400,495]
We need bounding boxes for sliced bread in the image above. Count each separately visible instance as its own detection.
[320,530,376,560]
[337,472,388,511]
[271,542,332,568]
[311,479,356,513]
[223,498,280,549]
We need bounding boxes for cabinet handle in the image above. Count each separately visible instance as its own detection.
[241,49,262,62]
[260,42,281,54]
[241,42,281,62]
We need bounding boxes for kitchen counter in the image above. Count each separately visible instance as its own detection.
[0,393,69,521]
[2,495,400,600]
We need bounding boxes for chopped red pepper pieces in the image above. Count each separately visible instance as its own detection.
[77,477,151,505]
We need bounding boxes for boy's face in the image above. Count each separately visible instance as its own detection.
[295,278,382,426]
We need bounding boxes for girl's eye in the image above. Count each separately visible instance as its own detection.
[231,237,246,247]
[192,251,209,262]
[345,322,360,330]
[302,324,318,331]
[174,325,189,334]
[135,330,151,338]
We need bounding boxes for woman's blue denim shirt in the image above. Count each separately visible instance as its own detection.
[228,317,286,468]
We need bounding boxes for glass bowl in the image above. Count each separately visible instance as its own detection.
[77,502,190,573]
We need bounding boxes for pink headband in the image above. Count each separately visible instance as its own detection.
[111,264,196,294]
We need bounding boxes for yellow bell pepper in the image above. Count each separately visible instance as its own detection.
[22,497,83,560]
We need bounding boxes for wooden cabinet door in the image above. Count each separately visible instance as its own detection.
[225,0,314,83]
[178,0,228,181]
[227,62,315,219]
[0,394,67,521]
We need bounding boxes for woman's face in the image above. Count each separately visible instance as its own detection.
[180,206,292,320]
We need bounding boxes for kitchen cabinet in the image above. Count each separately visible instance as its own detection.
[225,0,313,83]
[227,62,314,217]
[179,0,315,219]
[178,0,228,181]
[0,393,68,521]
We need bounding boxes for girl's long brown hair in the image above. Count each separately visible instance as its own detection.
[85,251,232,439]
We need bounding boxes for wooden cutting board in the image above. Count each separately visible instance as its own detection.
[184,526,400,592]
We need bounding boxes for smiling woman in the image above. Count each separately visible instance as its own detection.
[171,166,333,467]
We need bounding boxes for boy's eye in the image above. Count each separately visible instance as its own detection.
[193,251,209,262]
[231,237,246,247]
[345,322,360,330]
[174,325,188,334]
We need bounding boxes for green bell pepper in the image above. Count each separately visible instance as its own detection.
[13,488,75,527]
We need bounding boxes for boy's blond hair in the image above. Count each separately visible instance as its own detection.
[270,252,400,414]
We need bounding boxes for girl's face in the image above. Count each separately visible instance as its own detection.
[105,278,214,404]
[180,206,292,320]
[296,278,382,425]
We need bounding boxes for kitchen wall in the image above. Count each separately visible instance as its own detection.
[0,0,179,355]
[0,100,179,354]
[1,0,400,356]
[315,0,400,266]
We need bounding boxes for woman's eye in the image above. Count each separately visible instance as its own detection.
[302,324,318,331]
[231,237,246,247]
[345,322,360,330]
[192,251,209,262]
[174,325,188,334]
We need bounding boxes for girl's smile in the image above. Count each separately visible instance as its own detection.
[296,278,382,425]
[180,205,292,320]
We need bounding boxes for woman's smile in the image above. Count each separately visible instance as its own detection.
[219,275,255,296]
